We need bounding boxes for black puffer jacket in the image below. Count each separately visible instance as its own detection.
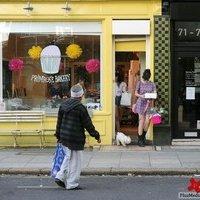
[55,98,100,150]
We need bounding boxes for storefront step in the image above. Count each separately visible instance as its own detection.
[172,139,200,146]
[99,145,154,152]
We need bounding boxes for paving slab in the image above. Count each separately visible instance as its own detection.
[24,163,51,168]
[1,156,34,163]
[0,163,27,168]
[30,156,53,163]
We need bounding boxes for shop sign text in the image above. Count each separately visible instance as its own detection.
[31,74,70,84]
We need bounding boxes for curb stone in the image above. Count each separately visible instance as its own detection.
[1,168,200,176]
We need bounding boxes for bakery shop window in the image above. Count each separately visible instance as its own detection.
[1,22,101,113]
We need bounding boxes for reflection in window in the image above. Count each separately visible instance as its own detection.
[2,33,101,112]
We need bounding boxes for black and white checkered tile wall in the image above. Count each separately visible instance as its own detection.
[154,16,170,124]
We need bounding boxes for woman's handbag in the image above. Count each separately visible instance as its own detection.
[151,113,162,125]
[51,143,66,178]
[120,92,132,107]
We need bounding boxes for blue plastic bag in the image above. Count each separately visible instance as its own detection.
[51,143,66,178]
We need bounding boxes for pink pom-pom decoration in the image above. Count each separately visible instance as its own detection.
[9,58,24,71]
[85,59,100,73]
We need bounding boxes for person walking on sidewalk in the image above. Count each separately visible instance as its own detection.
[134,69,156,147]
[54,84,101,190]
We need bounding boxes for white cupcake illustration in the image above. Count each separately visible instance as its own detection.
[40,45,61,74]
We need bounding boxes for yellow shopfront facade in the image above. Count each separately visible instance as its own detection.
[0,0,161,147]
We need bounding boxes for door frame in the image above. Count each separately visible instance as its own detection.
[112,36,150,140]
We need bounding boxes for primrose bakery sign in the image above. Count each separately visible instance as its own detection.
[31,74,70,84]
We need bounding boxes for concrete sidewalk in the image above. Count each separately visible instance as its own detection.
[0,145,200,175]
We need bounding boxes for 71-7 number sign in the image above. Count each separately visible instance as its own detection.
[175,22,200,41]
[177,28,200,37]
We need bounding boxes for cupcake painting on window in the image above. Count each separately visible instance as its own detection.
[40,45,61,74]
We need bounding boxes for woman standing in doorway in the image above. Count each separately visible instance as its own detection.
[115,73,127,133]
[134,69,156,147]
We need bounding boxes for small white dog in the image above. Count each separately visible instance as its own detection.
[116,132,131,146]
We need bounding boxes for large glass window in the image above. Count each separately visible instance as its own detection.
[0,22,101,113]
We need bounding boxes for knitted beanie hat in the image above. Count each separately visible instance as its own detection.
[70,84,84,98]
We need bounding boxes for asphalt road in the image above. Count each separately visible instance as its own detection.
[0,175,198,200]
